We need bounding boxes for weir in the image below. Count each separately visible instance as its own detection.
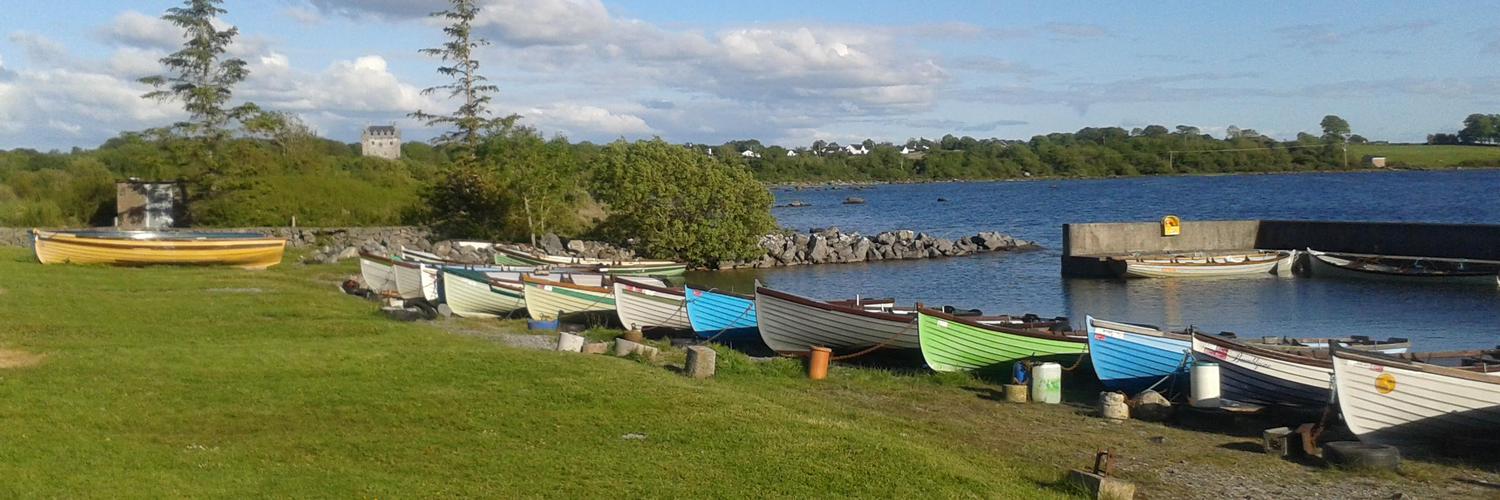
[1061,220,1500,277]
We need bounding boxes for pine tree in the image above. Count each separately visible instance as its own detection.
[139,0,258,141]
[410,0,513,157]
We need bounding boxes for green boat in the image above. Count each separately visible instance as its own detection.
[916,306,1088,374]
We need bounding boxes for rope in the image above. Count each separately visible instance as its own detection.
[1059,349,1091,372]
[829,319,918,361]
[1137,351,1193,398]
[700,301,756,344]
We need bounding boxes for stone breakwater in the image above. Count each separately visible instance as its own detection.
[716,227,1037,270]
[0,226,1038,269]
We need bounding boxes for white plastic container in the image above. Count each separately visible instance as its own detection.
[1031,362,1063,404]
[1191,362,1221,408]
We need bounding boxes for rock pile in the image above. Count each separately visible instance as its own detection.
[718,227,1037,270]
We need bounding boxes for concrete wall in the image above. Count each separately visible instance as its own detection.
[1063,219,1500,277]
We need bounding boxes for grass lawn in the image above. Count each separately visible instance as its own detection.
[0,247,1495,498]
[1349,144,1500,168]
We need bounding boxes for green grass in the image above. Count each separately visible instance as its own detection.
[0,248,1494,498]
[1349,144,1500,168]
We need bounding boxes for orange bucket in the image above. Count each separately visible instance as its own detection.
[808,346,832,380]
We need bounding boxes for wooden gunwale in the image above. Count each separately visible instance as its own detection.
[1193,332,1331,368]
[1336,346,1500,385]
[522,274,612,294]
[755,287,913,323]
[919,305,1085,344]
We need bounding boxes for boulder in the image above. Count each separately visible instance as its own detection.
[876,231,897,245]
[934,238,954,255]
[1131,390,1173,422]
[541,233,566,255]
[850,238,872,262]
[381,306,426,322]
[434,241,453,257]
[336,246,359,261]
[565,239,588,256]
[896,230,915,241]
[808,236,832,263]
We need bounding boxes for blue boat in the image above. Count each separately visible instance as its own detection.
[1086,316,1192,395]
[684,286,759,341]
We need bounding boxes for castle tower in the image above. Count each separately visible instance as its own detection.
[361,125,401,160]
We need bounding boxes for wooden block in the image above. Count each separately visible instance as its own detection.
[1003,384,1029,403]
[1066,469,1135,500]
[581,342,610,355]
[685,345,716,379]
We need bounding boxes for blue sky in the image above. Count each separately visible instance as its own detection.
[2,0,1498,150]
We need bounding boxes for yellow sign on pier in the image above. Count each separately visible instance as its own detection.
[1161,215,1181,236]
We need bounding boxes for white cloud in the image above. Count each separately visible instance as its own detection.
[282,6,324,25]
[525,103,653,136]
[8,32,70,64]
[98,11,181,50]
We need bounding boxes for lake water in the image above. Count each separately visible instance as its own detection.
[685,169,1500,351]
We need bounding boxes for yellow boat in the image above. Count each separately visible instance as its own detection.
[32,229,287,270]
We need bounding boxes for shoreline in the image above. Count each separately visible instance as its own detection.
[765,165,1500,190]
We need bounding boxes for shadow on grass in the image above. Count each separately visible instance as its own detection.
[1218,441,1267,454]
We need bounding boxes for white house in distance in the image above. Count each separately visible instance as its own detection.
[786,149,798,157]
[740,149,762,159]
[844,144,869,156]
[361,125,401,160]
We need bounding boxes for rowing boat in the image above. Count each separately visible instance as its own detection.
[683,286,759,341]
[359,251,399,294]
[1191,332,1333,407]
[32,229,286,270]
[919,307,1087,374]
[754,285,917,355]
[1306,249,1500,286]
[520,274,667,323]
[1332,347,1500,452]
[1110,250,1291,278]
[1086,316,1191,394]
[613,278,691,331]
[392,260,440,302]
[495,245,686,276]
[441,268,526,318]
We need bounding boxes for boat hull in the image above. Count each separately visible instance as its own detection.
[394,264,439,302]
[613,282,691,331]
[1308,250,1500,286]
[33,230,285,270]
[442,269,525,318]
[360,255,399,294]
[1086,317,1191,394]
[684,286,759,341]
[1191,334,1331,407]
[1333,349,1500,451]
[523,279,616,322]
[1115,252,1287,278]
[919,309,1086,374]
[755,287,916,354]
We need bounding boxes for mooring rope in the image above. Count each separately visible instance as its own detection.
[1138,351,1193,398]
[829,319,918,361]
[700,300,756,344]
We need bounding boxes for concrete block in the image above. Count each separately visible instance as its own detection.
[557,332,585,352]
[436,304,453,318]
[685,345,716,379]
[614,338,644,357]
[581,342,610,354]
[1262,427,1299,458]
[1066,469,1135,500]
[380,306,424,322]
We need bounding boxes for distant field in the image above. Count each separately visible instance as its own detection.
[1350,144,1500,168]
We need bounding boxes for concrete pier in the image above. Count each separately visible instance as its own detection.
[1062,220,1500,277]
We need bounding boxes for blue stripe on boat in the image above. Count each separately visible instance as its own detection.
[1086,316,1192,395]
[684,286,759,341]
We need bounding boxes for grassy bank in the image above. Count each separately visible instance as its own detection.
[1350,144,1500,168]
[0,248,1495,497]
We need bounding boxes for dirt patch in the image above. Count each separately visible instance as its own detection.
[0,349,45,369]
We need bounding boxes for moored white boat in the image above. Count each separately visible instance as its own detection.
[1307,248,1500,286]
[754,285,917,355]
[1111,250,1290,278]
[1332,347,1500,451]
[441,268,526,318]
[613,278,691,331]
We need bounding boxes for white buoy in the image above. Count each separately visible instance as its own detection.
[1031,362,1063,404]
[1191,362,1221,408]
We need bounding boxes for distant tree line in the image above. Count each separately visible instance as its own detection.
[1427,114,1500,145]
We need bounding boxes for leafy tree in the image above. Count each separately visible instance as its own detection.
[410,0,515,155]
[1320,115,1351,142]
[591,140,774,266]
[139,0,257,140]
[1348,134,1368,144]
[1458,113,1499,145]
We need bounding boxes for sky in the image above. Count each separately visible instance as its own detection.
[1,0,1498,150]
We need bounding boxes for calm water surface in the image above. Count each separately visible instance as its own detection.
[686,170,1500,351]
